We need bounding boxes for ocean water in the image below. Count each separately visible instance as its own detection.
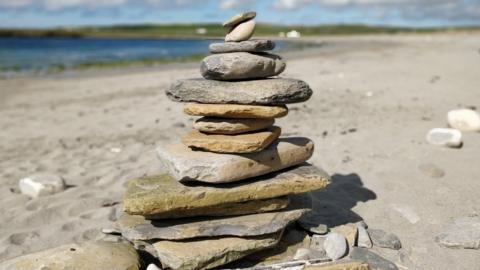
[0,37,298,73]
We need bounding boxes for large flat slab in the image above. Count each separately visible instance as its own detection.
[123,163,330,218]
[200,52,285,80]
[209,40,275,54]
[167,78,312,105]
[182,126,281,153]
[153,232,281,270]
[184,103,288,119]
[193,117,274,134]
[116,194,311,241]
[157,137,314,183]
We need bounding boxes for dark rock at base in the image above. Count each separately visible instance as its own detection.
[367,229,402,250]
[167,78,312,105]
[349,248,398,270]
[209,40,275,53]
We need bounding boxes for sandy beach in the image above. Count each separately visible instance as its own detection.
[1,33,479,269]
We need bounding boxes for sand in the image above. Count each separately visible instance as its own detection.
[0,33,479,269]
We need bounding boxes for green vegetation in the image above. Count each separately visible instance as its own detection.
[2,23,479,39]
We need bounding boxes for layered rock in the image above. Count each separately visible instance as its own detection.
[184,103,288,118]
[209,40,275,54]
[193,117,274,134]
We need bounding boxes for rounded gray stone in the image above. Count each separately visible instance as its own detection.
[167,78,312,105]
[209,40,276,53]
[201,52,285,80]
[324,232,347,260]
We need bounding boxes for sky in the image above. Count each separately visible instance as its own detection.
[1,0,480,28]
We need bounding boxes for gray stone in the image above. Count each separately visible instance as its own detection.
[225,18,256,42]
[367,229,401,250]
[435,216,480,249]
[0,241,140,270]
[18,173,65,197]
[123,163,330,219]
[426,128,462,148]
[223,11,256,28]
[167,78,312,105]
[293,248,328,261]
[298,214,328,235]
[209,40,275,53]
[153,232,281,270]
[310,234,326,251]
[201,52,285,80]
[323,233,347,260]
[157,137,314,183]
[418,163,445,178]
[116,194,310,241]
[357,226,373,248]
[349,248,398,270]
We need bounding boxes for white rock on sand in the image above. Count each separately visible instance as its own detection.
[18,174,65,197]
[447,109,480,132]
[426,128,462,148]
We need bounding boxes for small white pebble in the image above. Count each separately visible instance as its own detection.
[19,174,65,198]
[147,263,162,270]
[110,147,122,153]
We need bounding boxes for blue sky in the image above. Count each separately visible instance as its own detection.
[1,0,480,28]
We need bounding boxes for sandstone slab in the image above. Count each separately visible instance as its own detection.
[331,224,358,247]
[184,103,288,118]
[0,241,140,270]
[193,117,274,134]
[167,78,312,105]
[305,261,370,270]
[209,39,275,53]
[116,194,310,241]
[182,126,281,153]
[157,137,314,183]
[226,18,256,42]
[201,52,285,80]
[153,232,281,270]
[123,163,330,218]
[223,11,256,28]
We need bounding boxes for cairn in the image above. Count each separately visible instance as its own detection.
[118,12,331,270]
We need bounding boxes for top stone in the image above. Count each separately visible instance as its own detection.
[223,11,256,28]
[167,78,313,105]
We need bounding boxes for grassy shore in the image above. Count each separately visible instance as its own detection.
[2,23,478,39]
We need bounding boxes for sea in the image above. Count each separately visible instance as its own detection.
[0,37,302,74]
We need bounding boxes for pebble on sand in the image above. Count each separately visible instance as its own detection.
[426,128,462,148]
[435,215,480,249]
[323,232,348,261]
[447,108,480,132]
[19,173,65,197]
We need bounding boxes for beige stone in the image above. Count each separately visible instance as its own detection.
[182,126,281,153]
[158,137,315,183]
[305,260,370,270]
[193,117,274,134]
[0,241,140,270]
[153,232,281,270]
[331,224,358,247]
[223,11,256,28]
[123,163,330,218]
[225,18,256,42]
[184,103,288,118]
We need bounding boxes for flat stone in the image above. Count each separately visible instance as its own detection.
[367,229,401,250]
[435,216,480,249]
[201,52,285,80]
[123,163,330,219]
[223,11,256,28]
[193,117,274,134]
[426,128,462,148]
[182,126,281,153]
[293,248,328,261]
[157,137,314,183]
[116,194,310,241]
[153,232,281,270]
[167,78,312,105]
[0,241,140,270]
[357,226,373,248]
[349,248,398,270]
[324,233,348,260]
[209,39,275,53]
[18,173,65,197]
[310,234,326,251]
[305,260,370,270]
[418,163,445,178]
[226,18,256,42]
[447,108,480,131]
[331,224,358,247]
[184,103,288,118]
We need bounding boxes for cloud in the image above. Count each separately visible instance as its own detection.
[273,0,312,10]
[219,0,255,10]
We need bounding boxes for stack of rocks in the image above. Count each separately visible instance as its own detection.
[118,12,331,270]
